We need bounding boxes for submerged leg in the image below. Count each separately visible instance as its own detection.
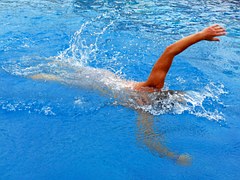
[30,73,61,81]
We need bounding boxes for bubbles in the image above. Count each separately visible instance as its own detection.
[0,98,56,116]
[74,97,84,106]
[122,82,227,121]
[1,7,228,122]
[56,12,116,68]
[40,106,55,116]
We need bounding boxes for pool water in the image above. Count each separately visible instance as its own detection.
[0,0,240,179]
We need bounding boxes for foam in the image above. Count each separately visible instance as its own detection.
[1,14,227,121]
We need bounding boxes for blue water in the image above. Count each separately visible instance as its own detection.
[0,0,240,179]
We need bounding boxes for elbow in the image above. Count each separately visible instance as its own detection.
[146,71,165,90]
[165,44,177,56]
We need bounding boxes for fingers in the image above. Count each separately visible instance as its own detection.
[212,24,226,31]
[211,24,224,29]
[215,29,226,35]
[215,29,226,36]
[202,24,226,41]
[212,37,220,41]
[216,32,226,36]
[211,24,226,36]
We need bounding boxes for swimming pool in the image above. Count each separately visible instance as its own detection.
[0,0,240,179]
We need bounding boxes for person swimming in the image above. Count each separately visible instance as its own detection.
[31,24,226,165]
[31,24,226,107]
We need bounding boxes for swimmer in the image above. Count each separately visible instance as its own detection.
[133,24,225,165]
[32,25,226,100]
[30,24,226,164]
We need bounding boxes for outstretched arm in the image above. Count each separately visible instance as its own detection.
[134,24,226,91]
[136,111,191,165]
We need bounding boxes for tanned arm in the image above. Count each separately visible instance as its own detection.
[134,24,226,91]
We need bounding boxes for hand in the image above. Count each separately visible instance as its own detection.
[176,154,192,166]
[200,24,226,41]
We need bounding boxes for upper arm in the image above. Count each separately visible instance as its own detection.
[145,50,175,89]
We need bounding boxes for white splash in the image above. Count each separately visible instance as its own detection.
[1,13,227,122]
